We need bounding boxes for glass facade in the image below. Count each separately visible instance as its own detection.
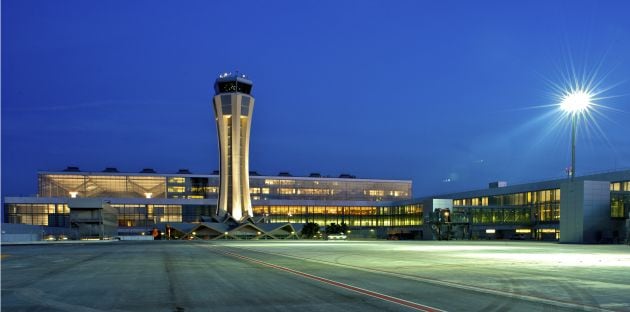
[454,188,560,226]
[5,203,422,230]
[251,177,410,201]
[114,204,183,227]
[37,172,411,202]
[610,180,630,218]
[253,203,422,227]
[5,203,70,227]
[39,174,167,198]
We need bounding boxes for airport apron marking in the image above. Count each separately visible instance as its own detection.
[218,249,445,312]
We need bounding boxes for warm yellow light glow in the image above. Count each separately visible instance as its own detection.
[144,192,152,199]
[560,89,592,114]
[69,191,78,198]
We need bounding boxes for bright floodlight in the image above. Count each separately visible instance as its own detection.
[560,89,592,113]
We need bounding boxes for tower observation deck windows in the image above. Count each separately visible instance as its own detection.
[241,97,250,116]
[216,81,252,95]
[221,95,232,114]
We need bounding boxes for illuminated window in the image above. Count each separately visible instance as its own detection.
[265,179,294,186]
[368,190,385,196]
[168,186,185,193]
[611,196,624,218]
[168,177,185,184]
[278,188,296,195]
[610,182,622,191]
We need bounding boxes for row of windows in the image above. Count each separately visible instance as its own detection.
[252,205,423,227]
[39,174,410,202]
[454,189,560,207]
[610,181,630,192]
[455,181,630,208]
[6,204,69,214]
[40,175,167,198]
[469,204,560,225]
[252,204,422,216]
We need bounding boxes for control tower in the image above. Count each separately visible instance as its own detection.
[212,72,254,221]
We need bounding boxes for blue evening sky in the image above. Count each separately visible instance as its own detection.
[2,0,630,197]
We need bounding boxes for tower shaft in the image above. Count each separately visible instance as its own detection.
[212,75,254,221]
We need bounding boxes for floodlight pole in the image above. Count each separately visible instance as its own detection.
[570,113,576,181]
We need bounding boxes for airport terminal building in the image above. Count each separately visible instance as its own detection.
[3,168,629,243]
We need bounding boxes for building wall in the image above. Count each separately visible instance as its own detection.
[6,170,629,242]
[68,199,118,239]
[36,172,412,202]
[560,180,612,243]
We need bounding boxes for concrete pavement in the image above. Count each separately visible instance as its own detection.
[2,240,629,311]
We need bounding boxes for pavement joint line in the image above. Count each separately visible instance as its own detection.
[214,247,445,312]
[225,245,617,312]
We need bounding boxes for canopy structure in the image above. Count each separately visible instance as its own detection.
[156,221,300,240]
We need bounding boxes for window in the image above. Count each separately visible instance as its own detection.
[611,182,621,191]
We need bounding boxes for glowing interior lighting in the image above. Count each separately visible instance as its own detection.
[560,89,592,113]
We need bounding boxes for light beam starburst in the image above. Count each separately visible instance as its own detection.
[538,51,625,178]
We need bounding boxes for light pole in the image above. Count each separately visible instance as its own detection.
[560,89,592,181]
[570,113,577,180]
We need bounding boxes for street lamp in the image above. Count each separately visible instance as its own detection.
[560,89,592,181]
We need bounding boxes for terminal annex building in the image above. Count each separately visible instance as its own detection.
[4,168,629,243]
[3,73,629,243]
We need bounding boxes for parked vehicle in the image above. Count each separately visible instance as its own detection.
[327,233,347,240]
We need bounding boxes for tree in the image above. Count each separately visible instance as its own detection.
[325,223,343,235]
[340,222,348,234]
[301,222,320,239]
